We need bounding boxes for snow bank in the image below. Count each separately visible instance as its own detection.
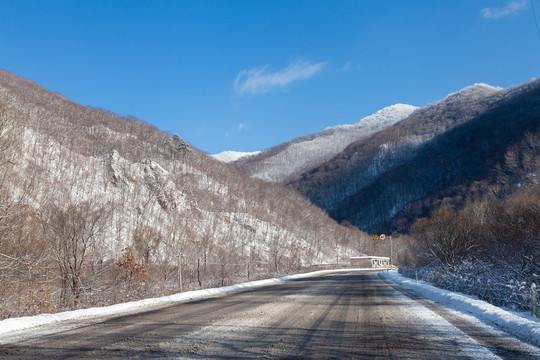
[0,269,350,339]
[382,270,540,347]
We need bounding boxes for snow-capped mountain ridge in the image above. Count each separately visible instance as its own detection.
[327,104,417,131]
[443,83,503,100]
[212,150,261,163]
[232,103,417,182]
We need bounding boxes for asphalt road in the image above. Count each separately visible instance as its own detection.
[1,271,539,359]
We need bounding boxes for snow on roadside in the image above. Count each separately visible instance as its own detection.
[382,270,540,348]
[0,269,356,342]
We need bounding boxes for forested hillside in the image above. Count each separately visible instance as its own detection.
[289,80,540,233]
[401,126,540,313]
[0,70,368,319]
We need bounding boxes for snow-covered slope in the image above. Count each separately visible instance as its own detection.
[232,104,417,182]
[212,150,261,163]
[0,70,357,268]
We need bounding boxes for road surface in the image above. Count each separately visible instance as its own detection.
[1,271,539,359]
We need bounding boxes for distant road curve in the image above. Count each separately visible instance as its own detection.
[1,270,539,359]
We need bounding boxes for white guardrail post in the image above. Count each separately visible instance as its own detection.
[532,282,537,318]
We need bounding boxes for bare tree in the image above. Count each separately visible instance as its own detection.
[410,206,482,267]
[43,200,109,305]
[132,223,162,265]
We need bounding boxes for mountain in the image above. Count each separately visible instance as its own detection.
[0,69,368,318]
[231,104,417,182]
[287,79,540,233]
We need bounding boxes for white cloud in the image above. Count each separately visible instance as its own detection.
[233,60,327,95]
[339,61,362,72]
[481,0,527,19]
[341,61,352,72]
[237,122,247,131]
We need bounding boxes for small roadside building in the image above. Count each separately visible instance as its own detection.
[350,256,390,268]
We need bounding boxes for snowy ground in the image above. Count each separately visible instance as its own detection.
[381,270,540,348]
[1,268,538,350]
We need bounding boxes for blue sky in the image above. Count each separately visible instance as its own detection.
[1,1,539,154]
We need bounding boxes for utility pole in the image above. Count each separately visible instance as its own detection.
[177,254,183,292]
[389,236,393,268]
[197,258,201,288]
[204,250,207,277]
